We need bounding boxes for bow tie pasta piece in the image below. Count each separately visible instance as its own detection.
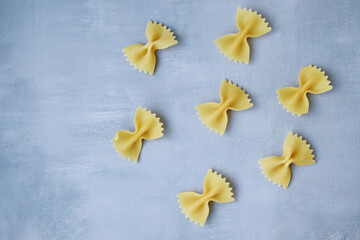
[195,79,253,135]
[277,65,332,116]
[123,21,177,75]
[177,169,234,226]
[259,131,315,189]
[214,8,271,64]
[112,106,163,162]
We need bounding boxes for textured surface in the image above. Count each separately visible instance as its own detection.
[0,0,359,240]
[123,21,177,75]
[178,169,234,226]
[112,106,164,162]
[195,79,253,135]
[214,8,271,64]
[259,131,315,189]
[277,65,333,116]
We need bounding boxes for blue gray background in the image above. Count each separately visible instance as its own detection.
[0,0,359,239]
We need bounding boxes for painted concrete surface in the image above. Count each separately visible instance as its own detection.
[0,0,359,239]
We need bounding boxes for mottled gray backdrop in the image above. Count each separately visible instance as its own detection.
[0,0,359,239]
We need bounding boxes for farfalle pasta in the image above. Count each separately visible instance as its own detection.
[277,65,332,116]
[112,106,163,162]
[214,8,271,64]
[195,79,253,135]
[177,169,234,226]
[259,131,315,189]
[123,21,177,75]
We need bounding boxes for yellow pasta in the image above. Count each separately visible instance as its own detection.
[214,8,271,64]
[277,65,332,116]
[112,106,163,162]
[123,21,177,75]
[195,79,253,135]
[259,131,315,189]
[177,169,234,226]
